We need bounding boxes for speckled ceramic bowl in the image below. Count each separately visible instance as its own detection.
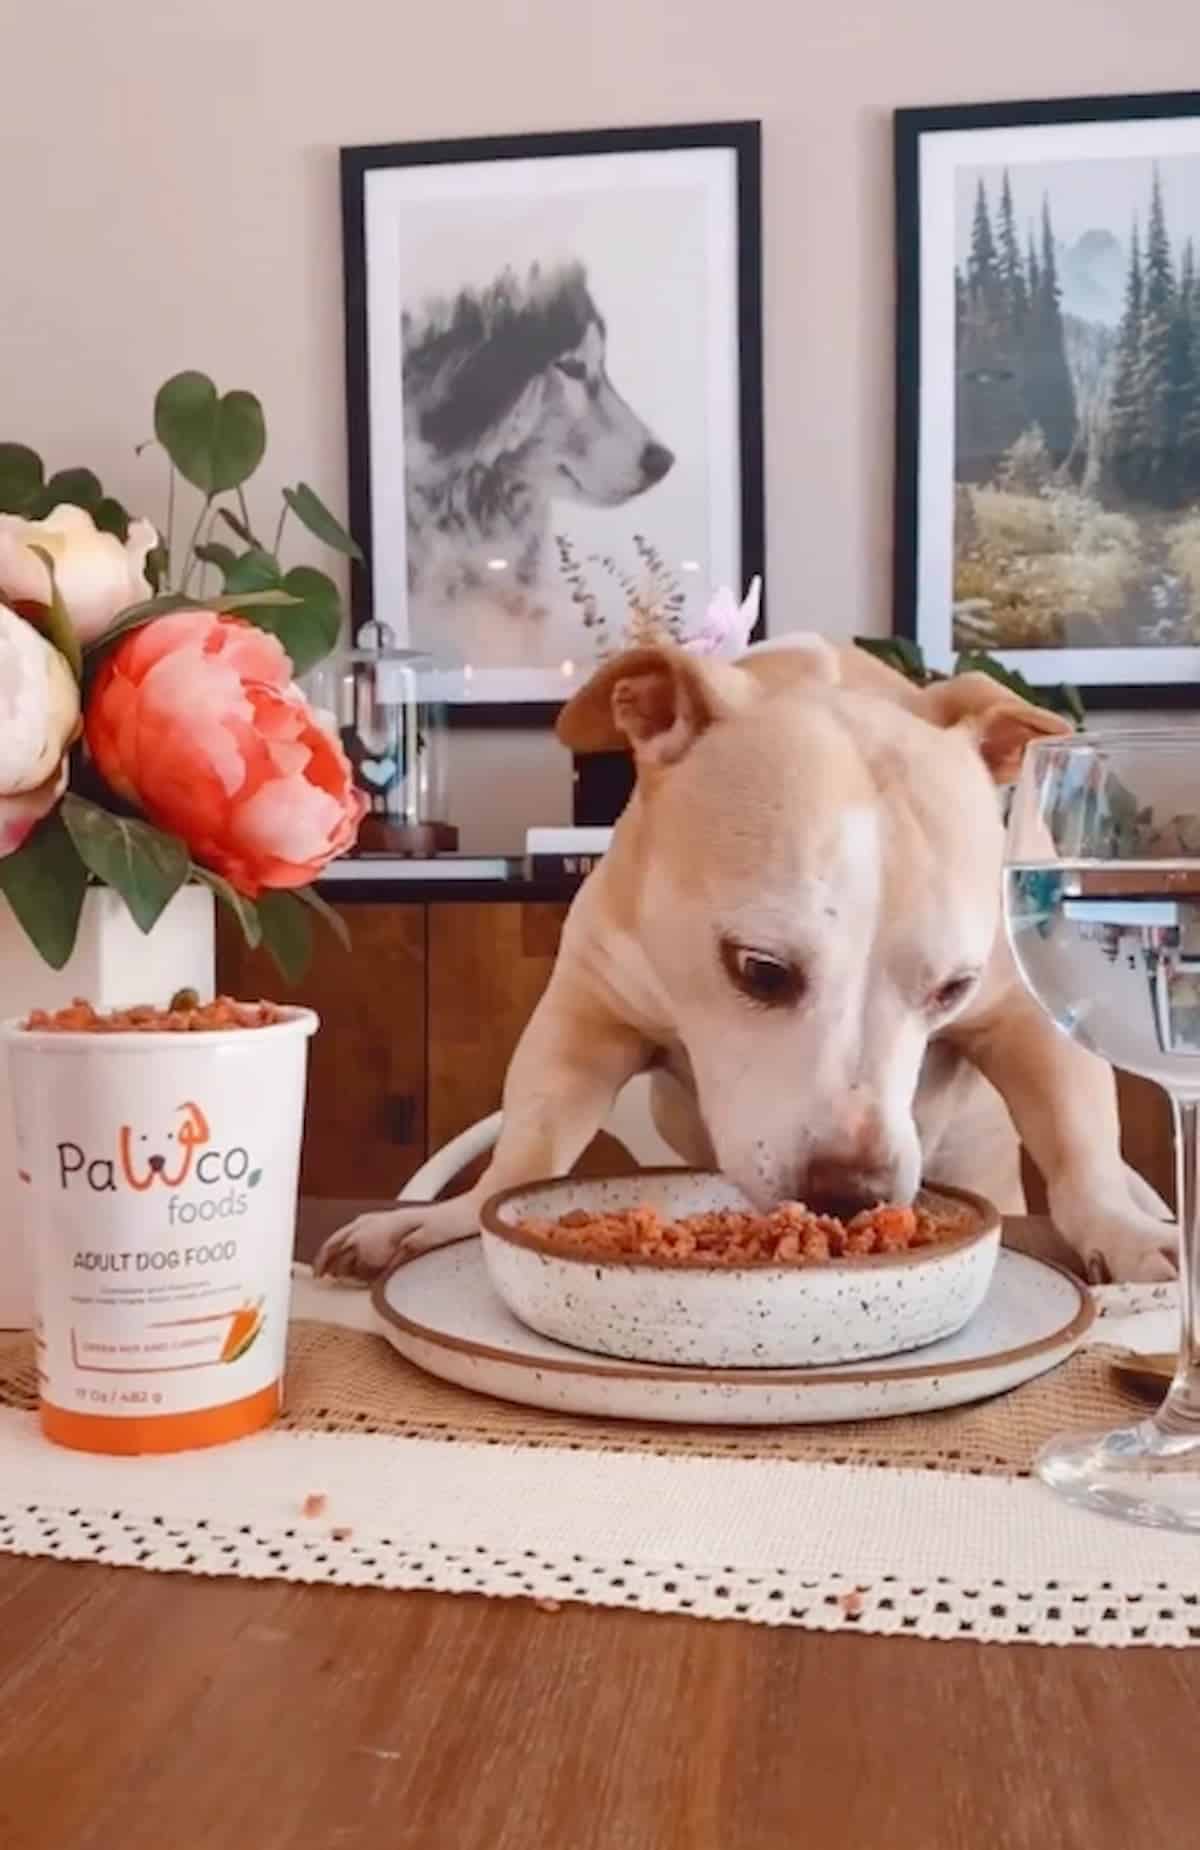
[479,1172,1001,1369]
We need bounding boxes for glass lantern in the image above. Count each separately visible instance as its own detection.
[307,623,458,857]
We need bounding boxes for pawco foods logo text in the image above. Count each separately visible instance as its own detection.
[58,1100,262,1226]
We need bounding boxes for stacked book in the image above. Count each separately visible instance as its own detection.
[524,828,613,882]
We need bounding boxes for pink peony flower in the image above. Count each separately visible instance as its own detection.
[86,610,366,895]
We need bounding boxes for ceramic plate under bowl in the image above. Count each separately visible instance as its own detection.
[372,1240,1093,1426]
[478,1172,1001,1368]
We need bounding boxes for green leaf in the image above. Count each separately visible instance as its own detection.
[958,651,1045,707]
[153,372,266,495]
[282,483,363,561]
[92,497,131,543]
[84,592,198,652]
[244,566,341,676]
[954,650,1027,695]
[292,884,351,951]
[27,546,82,682]
[247,1169,262,1189]
[60,795,190,934]
[0,812,87,970]
[853,636,930,685]
[214,550,340,674]
[144,543,167,593]
[221,547,281,595]
[82,587,299,660]
[212,590,297,612]
[194,541,238,576]
[852,640,1085,727]
[0,443,43,514]
[1061,683,1086,728]
[37,467,103,513]
[193,867,262,949]
[216,506,262,548]
[255,890,314,986]
[953,650,1086,726]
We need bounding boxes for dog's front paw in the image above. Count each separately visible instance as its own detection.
[1053,1192,1177,1284]
[313,1196,478,1283]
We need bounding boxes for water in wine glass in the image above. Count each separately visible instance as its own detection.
[1006,863,1200,1092]
[1004,733,1200,1532]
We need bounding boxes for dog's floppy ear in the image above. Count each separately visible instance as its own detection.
[918,672,1074,784]
[556,646,757,767]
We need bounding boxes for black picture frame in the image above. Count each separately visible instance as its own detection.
[895,91,1200,710]
[341,120,766,730]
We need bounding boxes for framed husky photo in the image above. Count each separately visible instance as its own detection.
[341,121,764,722]
[896,92,1200,706]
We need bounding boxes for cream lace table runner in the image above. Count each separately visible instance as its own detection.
[0,1275,1195,1647]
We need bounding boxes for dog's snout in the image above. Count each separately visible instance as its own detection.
[147,1154,166,1175]
[639,441,674,486]
[798,1105,904,1214]
[801,1159,888,1219]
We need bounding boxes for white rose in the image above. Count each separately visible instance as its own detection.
[0,503,157,644]
[0,602,80,833]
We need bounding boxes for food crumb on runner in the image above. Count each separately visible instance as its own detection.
[533,1598,562,1614]
[838,1590,865,1616]
[330,1525,353,1541]
[302,1493,328,1518]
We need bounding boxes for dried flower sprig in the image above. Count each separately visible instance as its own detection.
[554,533,688,659]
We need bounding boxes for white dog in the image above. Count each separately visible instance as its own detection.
[318,638,1174,1285]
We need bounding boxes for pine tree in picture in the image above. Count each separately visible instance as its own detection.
[901,98,1200,697]
[1108,221,1146,498]
[1027,196,1078,467]
[942,144,1200,660]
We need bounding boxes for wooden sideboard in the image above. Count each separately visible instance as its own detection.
[216,898,568,1201]
[217,894,1176,1214]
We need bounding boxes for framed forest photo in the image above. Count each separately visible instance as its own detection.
[896,92,1200,705]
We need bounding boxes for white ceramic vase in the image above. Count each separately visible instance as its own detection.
[0,885,215,1328]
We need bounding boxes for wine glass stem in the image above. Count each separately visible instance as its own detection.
[1160,1094,1200,1434]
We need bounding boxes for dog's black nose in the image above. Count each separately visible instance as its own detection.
[640,441,674,485]
[147,1154,165,1174]
[801,1161,885,1220]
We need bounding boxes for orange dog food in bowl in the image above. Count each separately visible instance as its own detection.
[480,1172,1001,1369]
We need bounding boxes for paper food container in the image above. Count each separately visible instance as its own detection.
[0,1006,317,1455]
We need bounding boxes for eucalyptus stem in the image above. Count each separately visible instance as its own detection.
[199,502,226,597]
[272,502,289,556]
[166,463,177,587]
[181,496,212,594]
[236,485,257,547]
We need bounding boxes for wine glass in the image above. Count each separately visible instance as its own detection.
[1005,729,1200,1531]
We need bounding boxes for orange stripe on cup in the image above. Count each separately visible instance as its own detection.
[39,1379,282,1455]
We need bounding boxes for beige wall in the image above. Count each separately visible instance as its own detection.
[5,0,1195,851]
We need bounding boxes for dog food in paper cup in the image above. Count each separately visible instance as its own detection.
[0,998,317,1455]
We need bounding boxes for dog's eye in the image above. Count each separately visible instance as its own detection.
[722,943,806,1008]
[929,973,976,1015]
[554,358,588,383]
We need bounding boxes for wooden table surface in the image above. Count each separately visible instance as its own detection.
[2,1209,1199,1850]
